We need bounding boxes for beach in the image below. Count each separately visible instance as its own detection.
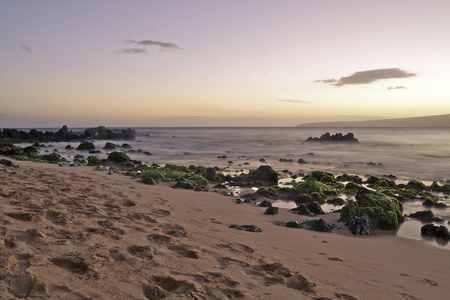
[1,159,449,299]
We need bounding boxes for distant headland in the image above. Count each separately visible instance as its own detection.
[297,113,450,128]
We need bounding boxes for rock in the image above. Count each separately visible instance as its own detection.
[121,143,132,149]
[264,207,278,215]
[84,126,136,140]
[107,152,130,163]
[339,188,404,235]
[305,132,359,143]
[336,174,363,184]
[306,202,324,214]
[259,200,272,207]
[0,159,19,168]
[302,218,335,232]
[290,204,315,217]
[326,197,346,206]
[406,180,426,191]
[142,176,157,185]
[229,225,262,232]
[408,210,443,223]
[297,158,308,164]
[286,221,303,228]
[76,142,95,150]
[421,224,450,240]
[65,144,74,150]
[259,158,266,162]
[103,142,117,150]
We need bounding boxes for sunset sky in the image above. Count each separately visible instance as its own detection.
[1,1,450,127]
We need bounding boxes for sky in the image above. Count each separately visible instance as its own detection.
[1,0,450,128]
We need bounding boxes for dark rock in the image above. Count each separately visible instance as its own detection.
[306,202,324,214]
[297,158,308,164]
[76,142,95,150]
[286,221,303,228]
[279,158,293,163]
[408,210,443,223]
[326,197,346,206]
[305,132,359,143]
[65,145,74,150]
[259,200,272,207]
[259,158,266,162]
[302,218,335,232]
[142,176,157,185]
[0,159,19,168]
[336,174,363,184]
[103,142,117,150]
[264,207,279,215]
[217,155,228,159]
[121,143,132,149]
[290,204,315,217]
[89,150,101,154]
[421,224,450,240]
[172,182,195,189]
[84,126,136,140]
[229,225,262,232]
[107,151,130,163]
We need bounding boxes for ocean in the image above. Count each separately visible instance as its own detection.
[20,127,450,248]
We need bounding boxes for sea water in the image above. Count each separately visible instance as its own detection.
[19,127,450,248]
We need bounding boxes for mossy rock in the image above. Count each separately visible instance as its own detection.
[107,151,130,163]
[173,174,208,190]
[87,156,102,166]
[343,182,362,194]
[407,180,426,191]
[340,188,404,235]
[336,174,363,184]
[103,142,117,150]
[422,196,437,207]
[76,142,95,150]
[233,165,278,184]
[293,179,338,201]
[39,153,61,163]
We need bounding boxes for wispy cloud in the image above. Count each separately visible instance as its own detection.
[127,39,181,51]
[117,48,147,54]
[275,99,311,104]
[21,44,32,53]
[316,68,416,86]
[387,86,406,90]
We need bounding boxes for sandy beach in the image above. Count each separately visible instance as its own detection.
[1,159,449,299]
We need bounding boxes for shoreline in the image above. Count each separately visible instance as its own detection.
[1,159,450,299]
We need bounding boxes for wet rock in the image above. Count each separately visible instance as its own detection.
[229,225,262,232]
[286,221,303,228]
[259,200,272,207]
[409,210,444,223]
[421,224,450,240]
[302,218,335,232]
[264,207,278,215]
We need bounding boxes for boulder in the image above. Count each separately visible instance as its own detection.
[408,210,443,223]
[421,224,450,240]
[264,207,279,215]
[76,142,95,150]
[259,200,272,207]
[107,152,130,163]
[103,142,117,150]
[286,221,303,228]
[306,202,324,214]
[339,188,404,235]
[301,218,335,232]
[142,176,157,185]
[290,204,315,217]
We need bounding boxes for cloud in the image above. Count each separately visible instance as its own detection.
[117,48,147,54]
[21,44,32,53]
[127,39,181,51]
[387,86,406,90]
[316,68,416,86]
[275,99,311,104]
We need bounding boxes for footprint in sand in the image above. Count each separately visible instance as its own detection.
[160,223,187,237]
[399,273,438,286]
[167,244,199,259]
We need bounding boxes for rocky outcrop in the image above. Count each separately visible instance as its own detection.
[305,132,359,143]
[84,126,136,140]
[339,188,404,235]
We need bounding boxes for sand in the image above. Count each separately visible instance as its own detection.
[1,159,449,299]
